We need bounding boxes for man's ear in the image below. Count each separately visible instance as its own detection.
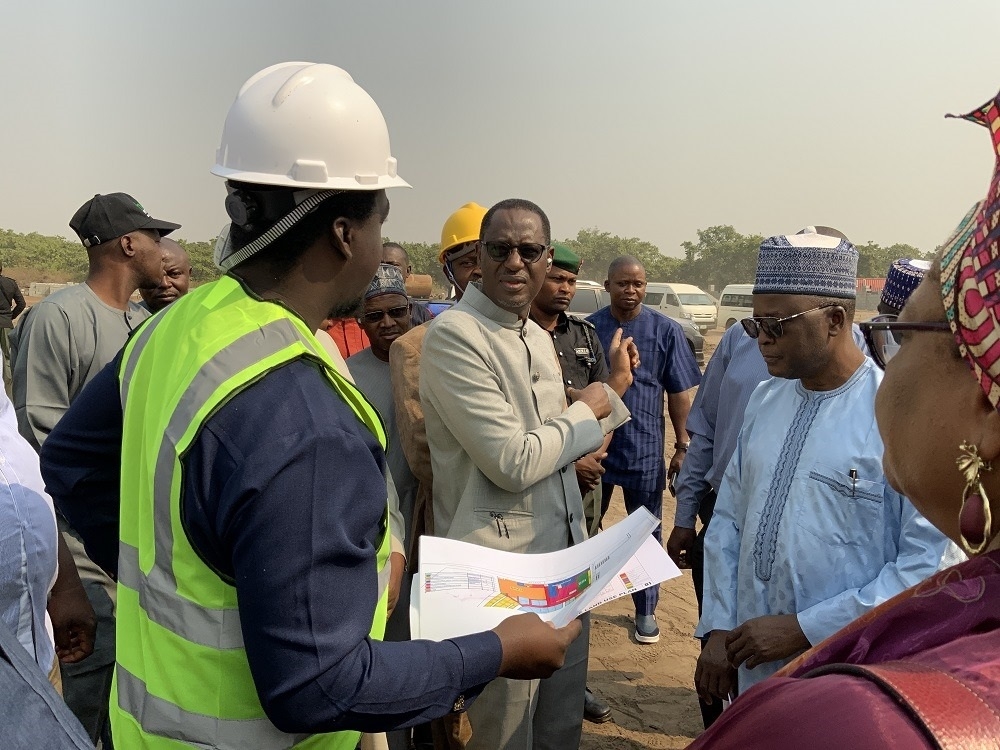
[827,305,847,336]
[120,234,137,258]
[329,217,352,261]
[604,279,611,293]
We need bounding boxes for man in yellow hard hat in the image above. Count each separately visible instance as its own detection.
[40,64,581,750]
[387,202,485,750]
[391,202,485,554]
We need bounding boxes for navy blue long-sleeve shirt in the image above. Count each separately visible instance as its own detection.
[40,354,502,734]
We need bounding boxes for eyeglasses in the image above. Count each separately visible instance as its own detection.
[858,314,952,369]
[360,305,409,324]
[480,241,549,264]
[741,304,839,339]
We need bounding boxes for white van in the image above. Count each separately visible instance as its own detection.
[717,284,755,330]
[662,283,717,331]
[643,283,717,331]
[643,283,688,322]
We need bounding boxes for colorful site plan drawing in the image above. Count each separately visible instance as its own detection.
[412,509,681,640]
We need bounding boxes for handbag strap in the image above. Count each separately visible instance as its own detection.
[806,660,1000,750]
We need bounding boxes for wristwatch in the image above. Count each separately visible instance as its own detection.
[674,441,690,452]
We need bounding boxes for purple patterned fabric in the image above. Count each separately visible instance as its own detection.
[686,552,1000,749]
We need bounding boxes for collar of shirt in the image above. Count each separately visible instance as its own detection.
[528,311,571,335]
[460,283,523,330]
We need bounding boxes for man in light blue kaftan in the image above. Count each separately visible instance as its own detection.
[694,231,951,702]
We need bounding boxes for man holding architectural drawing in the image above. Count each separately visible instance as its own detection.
[420,198,635,749]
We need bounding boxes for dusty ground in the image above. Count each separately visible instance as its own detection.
[580,328,723,750]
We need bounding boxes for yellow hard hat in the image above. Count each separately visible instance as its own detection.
[439,202,488,263]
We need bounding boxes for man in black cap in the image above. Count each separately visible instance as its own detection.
[9,191,179,745]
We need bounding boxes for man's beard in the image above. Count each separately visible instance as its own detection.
[328,296,364,319]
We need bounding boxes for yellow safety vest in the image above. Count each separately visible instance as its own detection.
[112,275,390,749]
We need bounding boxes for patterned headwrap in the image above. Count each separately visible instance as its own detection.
[940,89,1000,409]
[364,263,407,300]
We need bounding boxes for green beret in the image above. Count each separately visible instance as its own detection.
[552,242,581,275]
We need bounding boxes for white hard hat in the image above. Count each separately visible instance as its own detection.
[211,62,409,191]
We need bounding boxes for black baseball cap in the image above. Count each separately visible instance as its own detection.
[69,193,181,248]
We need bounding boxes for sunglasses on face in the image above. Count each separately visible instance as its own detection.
[479,241,549,264]
[360,305,409,324]
[741,304,839,339]
[858,314,952,369]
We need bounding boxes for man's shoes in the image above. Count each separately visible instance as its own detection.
[634,614,660,644]
[584,687,613,724]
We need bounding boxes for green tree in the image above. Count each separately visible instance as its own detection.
[678,225,764,293]
[174,239,220,283]
[855,242,925,278]
[563,228,682,283]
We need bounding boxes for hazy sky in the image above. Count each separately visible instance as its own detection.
[2,1,998,259]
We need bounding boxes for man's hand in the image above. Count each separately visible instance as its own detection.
[666,526,697,569]
[694,630,737,705]
[493,613,583,680]
[575,452,607,494]
[725,614,810,670]
[668,450,686,483]
[606,328,639,397]
[386,551,406,619]
[48,587,96,665]
[567,382,611,420]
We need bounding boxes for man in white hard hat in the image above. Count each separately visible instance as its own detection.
[39,62,580,750]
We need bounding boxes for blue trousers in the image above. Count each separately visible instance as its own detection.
[601,483,663,617]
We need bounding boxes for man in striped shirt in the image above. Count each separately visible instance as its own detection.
[588,255,701,644]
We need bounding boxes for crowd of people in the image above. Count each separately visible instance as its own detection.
[1,60,1000,750]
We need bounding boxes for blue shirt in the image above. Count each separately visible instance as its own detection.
[587,306,702,491]
[0,391,57,672]
[694,359,950,692]
[40,355,502,735]
[674,323,873,528]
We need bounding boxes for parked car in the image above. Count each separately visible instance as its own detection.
[423,299,455,316]
[567,281,705,366]
[717,283,755,330]
[660,283,717,331]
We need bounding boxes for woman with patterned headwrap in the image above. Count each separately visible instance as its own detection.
[685,90,1000,749]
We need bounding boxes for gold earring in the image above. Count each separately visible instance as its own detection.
[957,442,993,555]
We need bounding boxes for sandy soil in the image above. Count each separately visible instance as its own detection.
[580,328,724,750]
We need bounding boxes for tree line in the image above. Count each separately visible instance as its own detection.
[0,226,931,296]
[387,226,932,296]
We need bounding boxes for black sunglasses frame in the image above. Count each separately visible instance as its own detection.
[479,241,549,264]
[858,315,952,369]
[360,305,410,324]
[741,304,840,340]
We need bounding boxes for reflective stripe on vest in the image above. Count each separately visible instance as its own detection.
[112,276,391,749]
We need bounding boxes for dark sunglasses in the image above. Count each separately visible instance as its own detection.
[741,304,839,339]
[360,305,409,324]
[480,241,549,264]
[858,314,952,369]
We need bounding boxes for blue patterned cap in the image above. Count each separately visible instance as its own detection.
[880,258,931,311]
[365,263,407,300]
[754,233,859,299]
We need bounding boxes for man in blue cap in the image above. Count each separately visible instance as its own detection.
[693,230,951,704]
[878,258,931,315]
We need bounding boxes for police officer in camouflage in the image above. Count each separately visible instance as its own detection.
[529,242,616,725]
